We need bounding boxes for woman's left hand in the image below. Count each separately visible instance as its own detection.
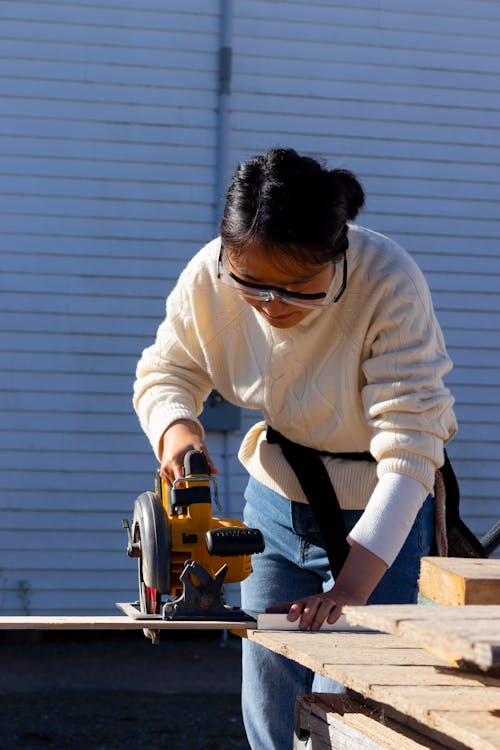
[265,587,364,631]
[265,541,388,631]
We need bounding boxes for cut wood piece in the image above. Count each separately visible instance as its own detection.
[294,693,449,750]
[419,557,500,605]
[0,615,256,630]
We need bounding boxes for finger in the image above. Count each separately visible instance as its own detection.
[297,598,323,630]
[287,601,304,622]
[309,600,337,631]
[326,602,343,625]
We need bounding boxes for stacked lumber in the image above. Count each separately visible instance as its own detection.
[418,557,500,606]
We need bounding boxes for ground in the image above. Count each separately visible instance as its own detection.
[0,630,250,750]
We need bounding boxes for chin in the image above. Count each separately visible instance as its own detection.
[257,308,310,328]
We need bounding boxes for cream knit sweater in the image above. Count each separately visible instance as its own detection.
[134,225,457,557]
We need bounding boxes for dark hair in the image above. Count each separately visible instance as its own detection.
[220,147,365,265]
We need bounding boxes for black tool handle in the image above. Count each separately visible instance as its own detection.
[205,527,265,556]
[184,449,210,477]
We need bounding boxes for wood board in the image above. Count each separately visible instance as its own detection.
[0,614,256,631]
[419,557,500,606]
[342,604,500,671]
[248,628,500,750]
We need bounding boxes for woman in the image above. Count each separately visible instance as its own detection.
[133,147,457,749]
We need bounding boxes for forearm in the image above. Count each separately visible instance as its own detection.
[332,540,388,605]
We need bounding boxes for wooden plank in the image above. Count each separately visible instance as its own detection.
[428,712,500,750]
[419,557,500,605]
[342,605,500,671]
[294,694,448,750]
[248,630,500,750]
[0,615,255,631]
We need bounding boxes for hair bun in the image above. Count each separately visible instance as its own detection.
[329,168,365,220]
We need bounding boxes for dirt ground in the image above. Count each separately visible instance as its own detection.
[0,630,250,750]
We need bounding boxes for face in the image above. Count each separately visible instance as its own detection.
[225,244,334,328]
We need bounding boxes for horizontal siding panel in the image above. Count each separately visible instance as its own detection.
[0,3,218,34]
[1,275,178,300]
[230,127,500,168]
[238,0,500,25]
[0,37,216,68]
[0,131,216,159]
[235,16,500,56]
[3,57,217,87]
[0,433,151,456]
[231,109,500,150]
[0,529,125,550]
[235,55,500,94]
[0,588,135,616]
[0,81,218,112]
[0,18,218,52]
[0,469,165,493]
[0,194,213,223]
[2,570,135,592]
[0,235,204,261]
[0,371,138,394]
[448,367,500,387]
[431,292,500,313]
[0,351,139,375]
[0,174,213,203]
[437,310,500,331]
[0,292,168,318]
[0,117,216,148]
[2,510,131,532]
[232,91,500,128]
[0,450,160,474]
[0,216,212,241]
[366,197,500,223]
[0,491,149,514]
[2,548,125,572]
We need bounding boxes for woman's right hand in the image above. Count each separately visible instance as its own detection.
[159,419,217,486]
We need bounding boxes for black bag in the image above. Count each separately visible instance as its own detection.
[437,452,487,558]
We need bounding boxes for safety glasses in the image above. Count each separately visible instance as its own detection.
[217,247,347,308]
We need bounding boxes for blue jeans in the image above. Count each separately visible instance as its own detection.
[240,478,434,750]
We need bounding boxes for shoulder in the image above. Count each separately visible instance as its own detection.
[177,237,221,287]
[348,224,430,296]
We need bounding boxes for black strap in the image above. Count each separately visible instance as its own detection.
[437,451,487,558]
[266,426,375,577]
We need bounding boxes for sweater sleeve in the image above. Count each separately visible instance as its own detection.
[361,255,457,492]
[133,273,214,459]
[347,472,428,566]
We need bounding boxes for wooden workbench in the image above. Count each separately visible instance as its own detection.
[249,604,500,750]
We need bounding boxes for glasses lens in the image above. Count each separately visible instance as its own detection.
[218,248,346,307]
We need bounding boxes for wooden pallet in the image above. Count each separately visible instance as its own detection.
[295,693,456,750]
[249,627,500,750]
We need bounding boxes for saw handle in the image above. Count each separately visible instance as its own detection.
[205,526,265,557]
[183,449,210,478]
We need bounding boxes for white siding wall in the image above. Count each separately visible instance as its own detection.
[0,0,224,614]
[2,0,499,616]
